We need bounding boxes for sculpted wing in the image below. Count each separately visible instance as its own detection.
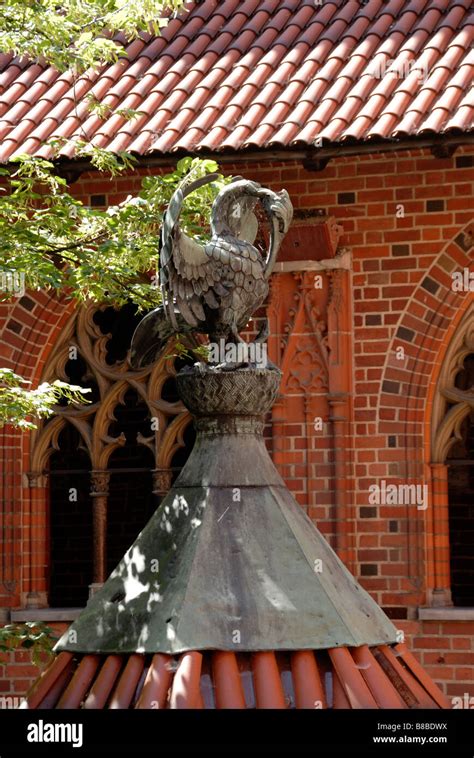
[132,175,292,368]
[159,173,288,333]
[162,229,266,329]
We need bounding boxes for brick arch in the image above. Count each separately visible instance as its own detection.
[0,290,76,605]
[8,291,77,474]
[425,302,474,465]
[374,222,472,607]
[1,290,75,384]
[377,221,473,476]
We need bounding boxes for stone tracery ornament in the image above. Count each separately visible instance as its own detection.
[286,339,328,394]
[278,271,329,395]
[30,303,192,477]
[431,304,474,463]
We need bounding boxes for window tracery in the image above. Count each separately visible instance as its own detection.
[30,302,194,605]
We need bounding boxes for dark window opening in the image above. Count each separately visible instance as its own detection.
[107,389,155,573]
[93,302,143,364]
[61,352,100,405]
[49,425,93,607]
[161,376,179,403]
[47,304,195,607]
[447,354,474,607]
[108,388,152,442]
[107,451,155,575]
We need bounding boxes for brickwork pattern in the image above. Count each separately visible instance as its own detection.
[1,146,473,697]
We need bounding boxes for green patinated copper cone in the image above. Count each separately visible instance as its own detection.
[55,366,398,655]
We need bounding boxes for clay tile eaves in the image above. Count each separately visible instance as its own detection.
[0,0,472,164]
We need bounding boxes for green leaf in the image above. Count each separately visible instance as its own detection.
[0,143,230,426]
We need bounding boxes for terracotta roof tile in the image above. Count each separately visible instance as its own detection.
[0,65,45,110]
[25,642,450,710]
[0,57,25,93]
[0,0,471,162]
[445,88,474,131]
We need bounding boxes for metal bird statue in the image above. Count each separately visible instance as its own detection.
[129,174,293,369]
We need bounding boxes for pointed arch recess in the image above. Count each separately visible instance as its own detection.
[375,222,473,607]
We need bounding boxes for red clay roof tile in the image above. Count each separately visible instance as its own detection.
[25,643,450,710]
[0,0,471,163]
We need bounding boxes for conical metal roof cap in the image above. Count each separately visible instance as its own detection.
[55,367,397,655]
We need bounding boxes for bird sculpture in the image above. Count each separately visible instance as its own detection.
[129,174,293,369]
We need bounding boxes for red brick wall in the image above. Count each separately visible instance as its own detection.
[405,620,474,702]
[1,145,473,699]
[0,623,68,703]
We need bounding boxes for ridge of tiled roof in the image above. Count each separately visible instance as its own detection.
[0,0,472,163]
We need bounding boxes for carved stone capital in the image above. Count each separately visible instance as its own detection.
[90,470,110,497]
[152,468,173,497]
[26,471,48,488]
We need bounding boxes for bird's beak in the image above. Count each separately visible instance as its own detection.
[255,187,275,198]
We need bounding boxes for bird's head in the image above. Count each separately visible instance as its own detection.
[211,179,264,242]
[254,187,293,235]
[210,179,293,247]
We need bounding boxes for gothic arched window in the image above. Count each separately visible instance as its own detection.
[431,305,474,607]
[446,356,474,606]
[31,303,194,607]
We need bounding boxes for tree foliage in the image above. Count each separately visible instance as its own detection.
[0,151,228,428]
[0,154,229,309]
[0,622,57,667]
[0,0,187,72]
[0,1,231,429]
[0,369,92,429]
